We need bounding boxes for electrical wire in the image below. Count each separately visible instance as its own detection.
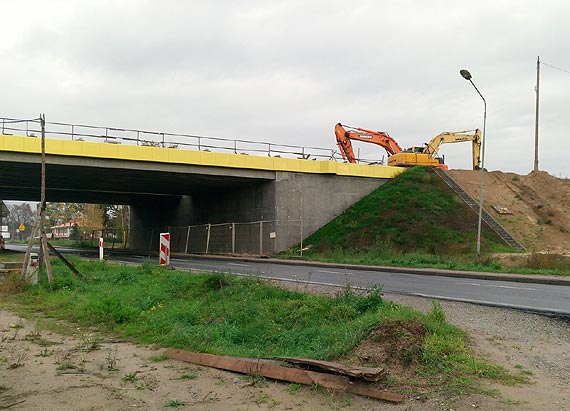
[541,61,570,75]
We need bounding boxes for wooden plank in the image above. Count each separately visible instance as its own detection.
[164,349,404,403]
[46,242,84,279]
[348,383,405,403]
[272,357,386,382]
[165,349,348,390]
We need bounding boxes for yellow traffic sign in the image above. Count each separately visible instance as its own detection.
[18,224,26,231]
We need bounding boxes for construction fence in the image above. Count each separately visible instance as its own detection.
[168,219,307,256]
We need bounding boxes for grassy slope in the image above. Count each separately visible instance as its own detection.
[300,167,510,262]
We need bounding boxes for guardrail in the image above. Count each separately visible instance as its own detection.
[1,116,386,164]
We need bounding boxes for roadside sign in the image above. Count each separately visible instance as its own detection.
[18,223,26,232]
[159,232,170,266]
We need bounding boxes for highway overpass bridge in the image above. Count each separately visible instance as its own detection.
[0,118,403,252]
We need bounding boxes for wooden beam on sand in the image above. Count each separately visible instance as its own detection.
[164,349,404,404]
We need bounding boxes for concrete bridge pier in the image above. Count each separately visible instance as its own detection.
[129,195,194,251]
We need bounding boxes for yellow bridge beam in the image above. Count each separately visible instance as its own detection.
[0,134,404,179]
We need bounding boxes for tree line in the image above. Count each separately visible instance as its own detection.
[0,202,129,241]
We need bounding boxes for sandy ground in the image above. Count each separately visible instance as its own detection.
[449,169,570,254]
[1,287,569,411]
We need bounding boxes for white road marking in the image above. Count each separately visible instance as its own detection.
[487,284,537,291]
[316,270,341,274]
[227,263,251,267]
[456,282,536,291]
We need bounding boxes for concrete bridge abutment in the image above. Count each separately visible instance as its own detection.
[128,172,388,253]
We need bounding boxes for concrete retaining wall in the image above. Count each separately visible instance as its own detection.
[129,172,388,253]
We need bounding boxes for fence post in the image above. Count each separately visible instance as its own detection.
[185,225,191,253]
[205,224,211,254]
[259,221,263,255]
[231,222,235,254]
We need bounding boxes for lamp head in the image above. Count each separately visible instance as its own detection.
[460,69,472,80]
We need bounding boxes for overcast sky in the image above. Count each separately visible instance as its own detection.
[2,0,569,178]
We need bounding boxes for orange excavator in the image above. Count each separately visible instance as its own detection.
[334,123,402,164]
[335,123,481,170]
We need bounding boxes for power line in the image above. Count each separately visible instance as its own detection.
[541,61,570,75]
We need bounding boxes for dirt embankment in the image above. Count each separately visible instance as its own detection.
[449,169,570,254]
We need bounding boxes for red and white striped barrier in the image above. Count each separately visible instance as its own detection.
[159,232,170,266]
[99,237,104,261]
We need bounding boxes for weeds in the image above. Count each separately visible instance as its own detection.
[7,352,27,369]
[105,348,119,371]
[166,400,186,408]
[56,359,77,371]
[240,373,266,387]
[122,372,139,383]
[76,333,102,352]
[0,272,28,295]
[36,348,51,357]
[149,354,168,362]
[287,383,302,395]
[177,373,196,380]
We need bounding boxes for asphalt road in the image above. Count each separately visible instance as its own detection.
[8,245,570,317]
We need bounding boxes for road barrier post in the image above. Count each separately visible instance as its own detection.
[99,237,104,261]
[205,224,211,254]
[185,226,191,254]
[159,232,170,266]
[231,223,235,254]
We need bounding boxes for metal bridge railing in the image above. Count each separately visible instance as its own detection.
[0,116,386,164]
[1,116,339,161]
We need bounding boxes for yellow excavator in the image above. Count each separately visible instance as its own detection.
[387,129,482,170]
[335,124,481,170]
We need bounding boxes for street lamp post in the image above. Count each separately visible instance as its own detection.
[460,69,487,261]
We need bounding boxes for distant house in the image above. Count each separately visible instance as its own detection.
[50,220,75,240]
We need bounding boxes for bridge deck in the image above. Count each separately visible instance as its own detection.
[1,134,403,179]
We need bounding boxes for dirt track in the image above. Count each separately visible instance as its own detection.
[449,169,570,254]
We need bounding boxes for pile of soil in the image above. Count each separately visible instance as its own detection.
[449,169,570,254]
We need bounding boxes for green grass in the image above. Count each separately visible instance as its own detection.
[299,167,509,256]
[0,250,24,263]
[1,258,522,395]
[293,244,570,276]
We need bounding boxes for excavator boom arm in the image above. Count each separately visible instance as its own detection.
[334,123,402,163]
[423,129,482,170]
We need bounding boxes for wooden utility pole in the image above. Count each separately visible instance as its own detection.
[39,114,53,283]
[534,56,540,172]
